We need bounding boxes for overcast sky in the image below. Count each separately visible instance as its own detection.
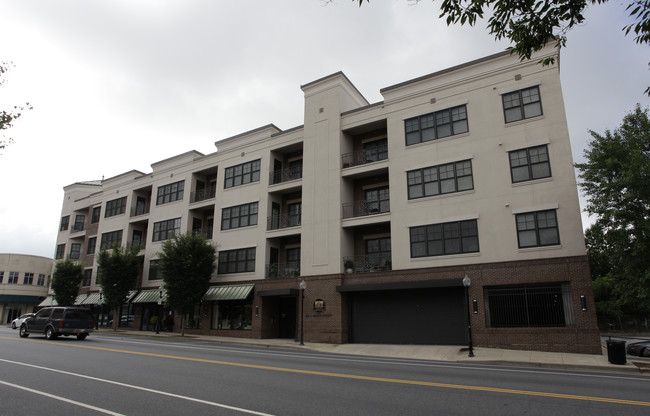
[1,1,648,259]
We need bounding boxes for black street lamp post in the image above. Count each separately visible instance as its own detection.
[462,274,474,357]
[156,284,164,334]
[299,279,306,346]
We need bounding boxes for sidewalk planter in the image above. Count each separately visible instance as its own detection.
[606,340,627,365]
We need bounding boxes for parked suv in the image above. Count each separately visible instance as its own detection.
[19,307,94,340]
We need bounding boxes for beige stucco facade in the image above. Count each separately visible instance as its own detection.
[54,45,600,353]
[0,253,53,324]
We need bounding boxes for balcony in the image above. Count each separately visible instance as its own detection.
[343,254,392,273]
[341,146,388,169]
[267,213,301,231]
[191,185,216,203]
[266,262,300,279]
[342,199,390,219]
[269,166,303,185]
[130,204,150,218]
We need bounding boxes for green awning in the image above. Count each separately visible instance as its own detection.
[74,294,88,305]
[132,289,166,304]
[125,290,138,303]
[37,296,58,307]
[203,284,254,301]
[81,293,101,305]
[0,295,44,304]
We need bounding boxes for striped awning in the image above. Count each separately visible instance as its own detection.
[132,289,166,304]
[81,292,102,305]
[125,290,138,303]
[202,284,254,301]
[37,296,58,307]
[74,294,88,305]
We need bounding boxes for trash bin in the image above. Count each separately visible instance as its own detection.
[606,340,626,365]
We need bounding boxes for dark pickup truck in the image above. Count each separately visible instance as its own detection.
[19,307,94,340]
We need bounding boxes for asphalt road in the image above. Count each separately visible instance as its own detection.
[1,326,649,415]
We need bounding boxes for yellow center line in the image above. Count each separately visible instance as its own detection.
[3,336,649,407]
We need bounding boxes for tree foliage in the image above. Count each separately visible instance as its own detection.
[576,104,650,317]
[97,245,142,319]
[159,233,217,336]
[51,259,84,306]
[1,62,32,153]
[354,0,650,94]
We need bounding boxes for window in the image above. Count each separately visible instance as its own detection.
[0,271,4,283]
[509,145,551,183]
[363,139,388,163]
[224,159,261,189]
[105,197,127,218]
[23,273,34,285]
[153,218,181,242]
[486,284,572,327]
[516,209,560,248]
[366,237,391,270]
[502,86,542,123]
[410,219,479,258]
[60,216,70,231]
[365,187,390,214]
[92,206,101,223]
[8,272,19,284]
[218,248,256,274]
[100,230,123,250]
[83,269,92,286]
[37,274,45,286]
[156,180,185,205]
[148,259,162,280]
[55,244,65,260]
[407,159,473,199]
[69,243,81,259]
[221,202,259,230]
[87,237,97,254]
[212,299,253,330]
[73,215,85,232]
[405,105,468,145]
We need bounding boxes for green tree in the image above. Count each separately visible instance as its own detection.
[97,245,142,330]
[51,259,84,306]
[576,104,650,319]
[354,0,650,94]
[159,233,217,336]
[1,62,32,153]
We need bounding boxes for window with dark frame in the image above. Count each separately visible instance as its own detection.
[148,259,162,280]
[73,215,85,232]
[516,209,560,248]
[221,202,259,230]
[152,218,181,242]
[363,138,388,162]
[365,187,390,214]
[105,197,127,218]
[37,274,45,286]
[60,216,70,231]
[55,244,65,260]
[405,105,469,145]
[218,248,256,274]
[0,272,3,283]
[8,272,19,284]
[82,269,92,286]
[486,284,570,327]
[410,219,479,258]
[69,243,81,259]
[224,159,261,189]
[23,272,34,285]
[156,180,185,205]
[92,206,101,223]
[407,159,473,199]
[502,86,543,123]
[100,230,123,250]
[87,237,97,254]
[509,144,551,183]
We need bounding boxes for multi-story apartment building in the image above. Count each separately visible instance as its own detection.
[0,253,53,324]
[54,45,601,353]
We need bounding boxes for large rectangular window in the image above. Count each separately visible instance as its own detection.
[509,145,551,183]
[87,237,97,254]
[502,86,542,123]
[8,272,19,284]
[407,159,473,199]
[516,209,560,248]
[218,248,256,274]
[405,105,468,145]
[105,197,127,218]
[55,244,65,260]
[156,180,185,205]
[221,202,259,230]
[60,216,70,231]
[100,230,123,250]
[82,269,92,286]
[148,259,162,280]
[486,284,572,327]
[410,219,479,258]
[153,218,181,242]
[69,243,81,259]
[73,215,85,232]
[23,273,34,285]
[224,160,261,189]
[37,274,45,286]
[212,299,253,330]
[92,206,101,223]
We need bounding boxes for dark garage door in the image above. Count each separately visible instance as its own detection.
[350,287,466,345]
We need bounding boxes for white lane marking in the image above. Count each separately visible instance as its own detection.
[0,359,275,416]
[0,379,126,416]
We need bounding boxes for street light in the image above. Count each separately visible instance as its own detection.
[462,274,474,357]
[157,284,164,334]
[299,279,306,346]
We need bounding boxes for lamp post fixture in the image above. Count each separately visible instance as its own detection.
[462,274,474,357]
[156,284,164,334]
[299,279,306,346]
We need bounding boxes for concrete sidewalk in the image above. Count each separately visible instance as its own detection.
[96,328,650,374]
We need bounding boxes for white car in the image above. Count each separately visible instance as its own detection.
[11,313,35,329]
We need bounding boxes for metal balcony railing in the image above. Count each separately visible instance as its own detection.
[343,254,392,273]
[341,147,388,169]
[131,204,150,217]
[266,262,301,279]
[342,200,390,219]
[269,166,303,185]
[191,186,217,203]
[267,213,301,230]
